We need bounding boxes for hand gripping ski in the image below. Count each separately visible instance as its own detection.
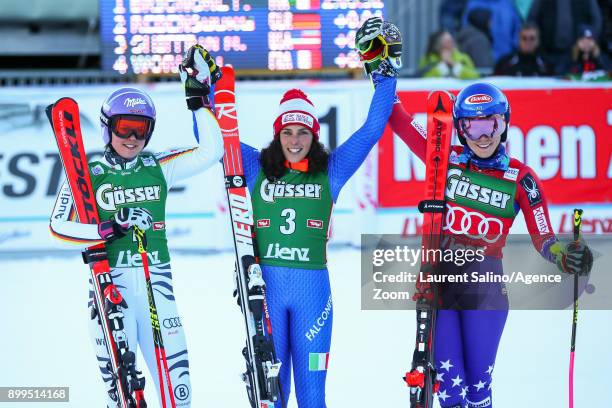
[404,91,454,408]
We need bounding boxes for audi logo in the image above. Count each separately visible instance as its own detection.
[443,204,504,244]
[163,317,182,329]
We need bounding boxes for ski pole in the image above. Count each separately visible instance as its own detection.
[134,226,177,408]
[569,208,582,408]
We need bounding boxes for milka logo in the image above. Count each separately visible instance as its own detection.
[116,250,161,267]
[260,179,322,203]
[264,243,310,262]
[281,112,314,128]
[96,183,161,211]
[446,168,511,209]
[124,97,147,108]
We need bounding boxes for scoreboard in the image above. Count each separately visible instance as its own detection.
[100,0,385,75]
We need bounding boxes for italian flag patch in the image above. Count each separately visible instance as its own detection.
[309,352,329,371]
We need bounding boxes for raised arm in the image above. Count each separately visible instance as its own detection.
[156,107,223,188]
[388,99,427,162]
[158,45,224,189]
[328,74,397,201]
[239,142,261,193]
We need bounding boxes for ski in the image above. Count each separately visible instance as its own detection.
[46,98,146,408]
[404,90,454,408]
[213,66,282,407]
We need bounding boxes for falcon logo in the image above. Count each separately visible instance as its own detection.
[466,94,493,104]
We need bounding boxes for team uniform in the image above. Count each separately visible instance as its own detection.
[49,89,223,407]
[236,74,396,407]
[388,89,559,408]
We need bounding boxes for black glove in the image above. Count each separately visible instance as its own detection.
[355,17,402,77]
[98,207,153,242]
[551,240,594,276]
[179,45,222,111]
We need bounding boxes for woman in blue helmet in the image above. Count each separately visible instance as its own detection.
[49,46,222,407]
[378,80,593,406]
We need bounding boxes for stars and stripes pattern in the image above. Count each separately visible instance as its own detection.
[435,358,495,407]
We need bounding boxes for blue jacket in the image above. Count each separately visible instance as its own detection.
[462,0,522,61]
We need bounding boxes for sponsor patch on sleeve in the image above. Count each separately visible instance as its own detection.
[519,173,542,207]
[532,206,550,235]
[257,219,270,228]
[142,156,156,167]
[307,219,323,229]
[91,164,104,176]
[503,167,519,181]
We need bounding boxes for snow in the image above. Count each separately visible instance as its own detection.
[0,248,609,407]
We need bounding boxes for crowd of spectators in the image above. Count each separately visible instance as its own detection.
[429,0,610,80]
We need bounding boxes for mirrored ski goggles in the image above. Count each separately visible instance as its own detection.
[458,114,505,141]
[111,115,152,140]
[358,36,402,63]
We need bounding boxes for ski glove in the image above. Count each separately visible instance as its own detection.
[355,17,402,77]
[98,207,153,242]
[179,44,222,111]
[550,240,593,276]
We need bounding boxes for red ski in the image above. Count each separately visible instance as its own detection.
[46,98,146,408]
[404,90,454,408]
[214,66,282,408]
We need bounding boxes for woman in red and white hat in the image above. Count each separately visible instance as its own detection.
[237,19,401,407]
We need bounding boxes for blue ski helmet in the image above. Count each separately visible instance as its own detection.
[453,83,510,144]
[100,87,156,147]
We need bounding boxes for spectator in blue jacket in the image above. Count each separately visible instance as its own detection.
[439,0,469,36]
[462,0,522,61]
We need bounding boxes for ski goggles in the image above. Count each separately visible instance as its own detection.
[358,36,402,64]
[111,115,152,141]
[458,114,505,141]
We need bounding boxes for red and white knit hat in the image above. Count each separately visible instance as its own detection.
[273,89,320,139]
